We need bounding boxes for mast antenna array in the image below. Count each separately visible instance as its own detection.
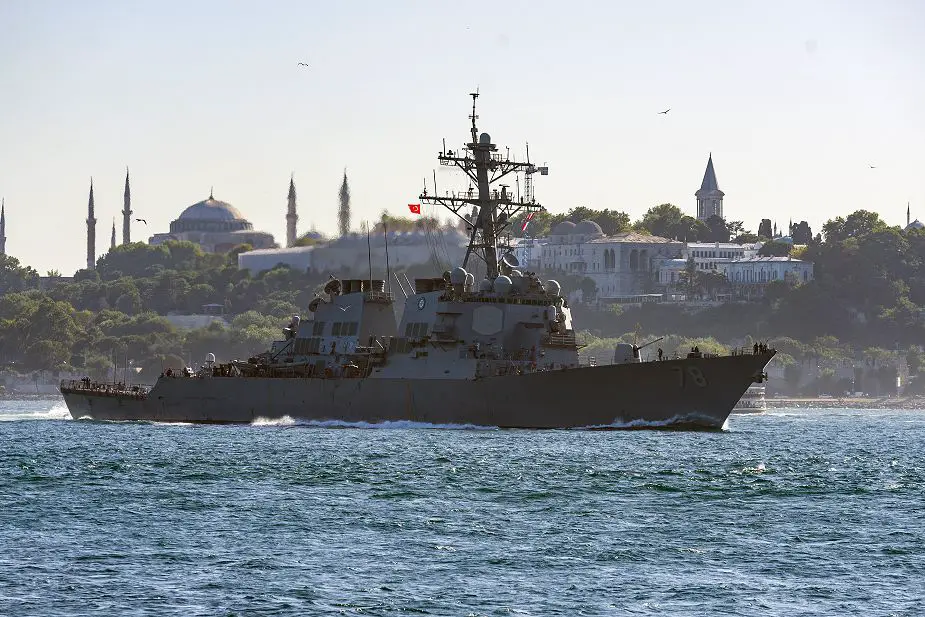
[419,93,548,278]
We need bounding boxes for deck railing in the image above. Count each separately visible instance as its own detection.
[59,379,151,399]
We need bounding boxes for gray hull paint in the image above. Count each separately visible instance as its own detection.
[63,353,773,429]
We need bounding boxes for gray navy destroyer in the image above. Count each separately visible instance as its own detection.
[61,94,775,429]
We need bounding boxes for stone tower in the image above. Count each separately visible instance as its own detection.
[122,167,132,245]
[286,175,298,247]
[87,179,97,270]
[111,218,117,251]
[0,198,6,256]
[695,153,724,222]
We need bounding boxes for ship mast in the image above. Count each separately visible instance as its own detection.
[419,93,547,279]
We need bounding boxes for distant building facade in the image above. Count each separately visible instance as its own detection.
[683,241,760,272]
[722,256,814,286]
[538,220,684,299]
[238,229,468,276]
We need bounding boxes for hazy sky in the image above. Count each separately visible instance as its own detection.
[1,0,923,274]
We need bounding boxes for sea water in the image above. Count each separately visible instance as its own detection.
[1,399,923,616]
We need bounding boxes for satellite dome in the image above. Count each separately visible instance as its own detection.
[546,280,561,296]
[205,353,216,363]
[575,219,603,236]
[493,275,513,294]
[450,266,468,285]
[478,278,493,292]
[464,272,475,287]
[479,133,491,144]
[551,221,577,235]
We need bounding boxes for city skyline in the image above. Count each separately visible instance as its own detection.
[1,0,923,274]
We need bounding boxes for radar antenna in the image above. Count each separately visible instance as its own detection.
[419,93,548,279]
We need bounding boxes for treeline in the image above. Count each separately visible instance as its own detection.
[1,207,923,390]
[0,241,433,377]
[510,203,813,244]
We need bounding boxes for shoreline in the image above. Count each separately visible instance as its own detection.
[765,396,925,410]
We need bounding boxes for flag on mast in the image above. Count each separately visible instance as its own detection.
[521,211,536,232]
[408,204,421,214]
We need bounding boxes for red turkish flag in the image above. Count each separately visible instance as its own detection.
[408,204,421,214]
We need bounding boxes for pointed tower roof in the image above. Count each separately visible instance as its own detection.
[88,178,96,218]
[124,167,131,202]
[1,198,6,256]
[288,174,296,200]
[697,153,722,195]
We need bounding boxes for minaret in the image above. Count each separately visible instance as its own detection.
[695,153,724,222]
[87,179,97,270]
[908,202,911,228]
[111,218,117,250]
[0,198,6,256]
[122,167,132,245]
[286,174,298,247]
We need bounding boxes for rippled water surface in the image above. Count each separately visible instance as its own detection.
[1,399,923,616]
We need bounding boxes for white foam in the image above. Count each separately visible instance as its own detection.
[0,402,71,422]
[251,417,498,430]
[573,412,728,430]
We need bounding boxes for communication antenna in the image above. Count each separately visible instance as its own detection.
[365,221,373,292]
[384,222,392,297]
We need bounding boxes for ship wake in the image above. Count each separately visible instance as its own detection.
[573,412,730,431]
[251,416,498,430]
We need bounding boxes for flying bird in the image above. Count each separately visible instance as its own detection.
[658,108,670,115]
[135,218,147,224]
[298,62,309,67]
[868,164,877,169]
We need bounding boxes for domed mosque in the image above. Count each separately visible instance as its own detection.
[149,190,275,253]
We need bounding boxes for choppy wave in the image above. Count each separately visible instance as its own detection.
[2,405,924,616]
[574,412,727,430]
[0,400,70,421]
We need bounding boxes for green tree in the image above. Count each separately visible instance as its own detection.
[758,219,772,240]
[791,221,813,244]
[758,241,791,257]
[704,215,730,242]
[0,255,40,293]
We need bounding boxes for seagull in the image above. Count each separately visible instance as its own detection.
[868,164,877,169]
[336,305,350,312]
[298,62,309,67]
[135,218,147,224]
[658,108,670,115]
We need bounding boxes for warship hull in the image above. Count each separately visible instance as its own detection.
[62,352,772,429]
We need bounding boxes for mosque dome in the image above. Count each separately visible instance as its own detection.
[551,220,577,235]
[905,219,924,231]
[178,195,245,222]
[169,192,253,234]
[574,219,603,236]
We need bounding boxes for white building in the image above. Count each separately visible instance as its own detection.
[238,229,468,276]
[683,242,761,272]
[510,237,545,272]
[538,220,683,299]
[722,256,814,286]
[238,245,314,274]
